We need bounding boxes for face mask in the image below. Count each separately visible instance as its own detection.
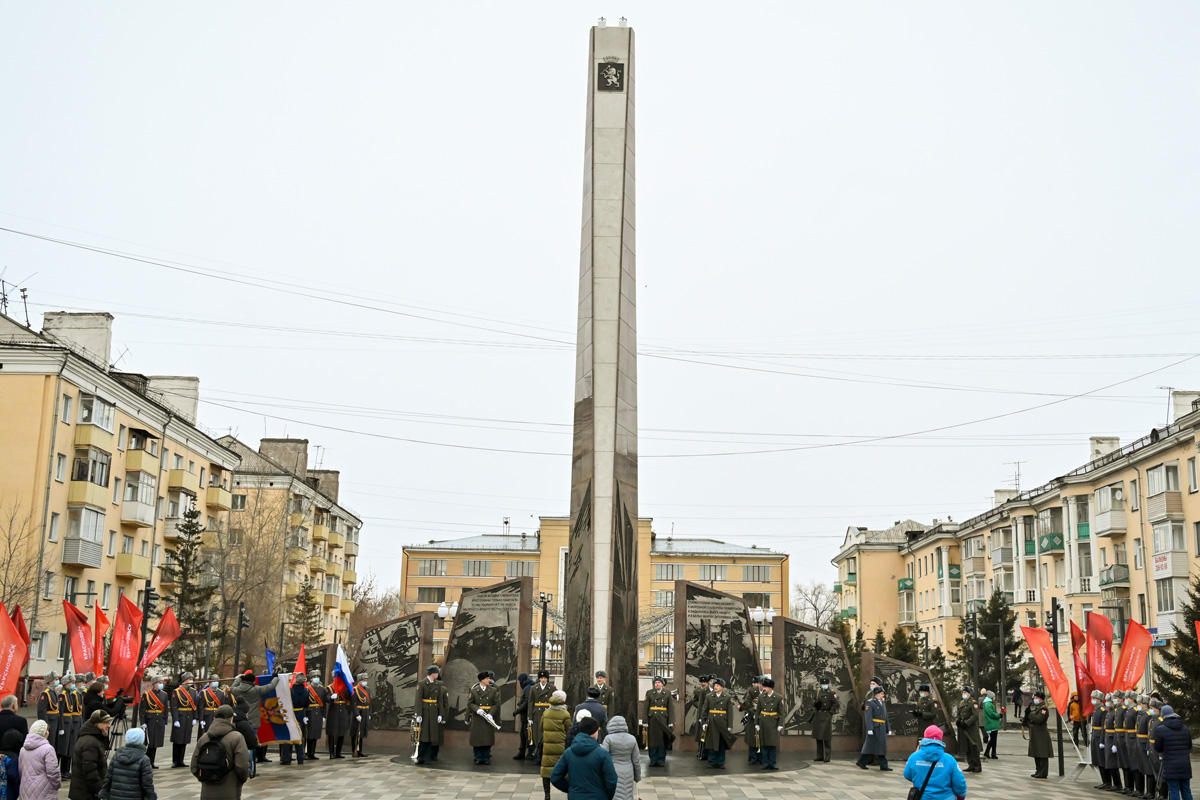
[822,685,829,690]
[962,694,970,701]
[212,682,219,689]
[313,679,320,686]
[920,693,928,699]
[53,681,60,688]
[1034,698,1042,705]
[156,684,163,690]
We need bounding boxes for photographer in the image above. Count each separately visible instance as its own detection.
[82,676,129,723]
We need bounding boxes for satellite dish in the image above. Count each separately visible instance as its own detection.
[1114,488,1124,501]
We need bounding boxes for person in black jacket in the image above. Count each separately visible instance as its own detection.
[99,727,156,800]
[1152,705,1192,800]
[83,678,129,729]
[0,695,29,741]
[282,675,309,766]
[514,674,532,761]
[574,689,609,740]
[70,711,112,800]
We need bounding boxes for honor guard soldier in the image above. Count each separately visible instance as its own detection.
[956,686,983,773]
[914,683,940,732]
[702,677,736,769]
[1146,698,1164,800]
[328,680,352,759]
[860,675,883,766]
[755,678,785,771]
[1092,690,1112,791]
[1026,690,1051,779]
[1135,695,1153,799]
[1131,694,1150,797]
[857,686,892,771]
[469,670,501,765]
[141,676,169,769]
[350,676,372,757]
[740,676,762,765]
[693,675,712,759]
[58,675,83,776]
[1120,690,1138,793]
[416,665,448,764]
[642,676,674,767]
[198,676,223,733]
[36,671,62,752]
[1105,692,1125,793]
[305,673,328,760]
[169,672,198,768]
[514,673,532,761]
[529,670,557,759]
[593,671,614,719]
[282,673,310,765]
[807,675,837,763]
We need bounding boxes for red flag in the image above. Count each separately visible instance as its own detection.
[1070,621,1095,717]
[106,595,143,699]
[63,600,95,674]
[10,606,31,670]
[1194,621,1200,655]
[1113,619,1153,692]
[1086,612,1114,694]
[93,605,110,676]
[1021,626,1070,712]
[291,643,306,687]
[0,603,25,696]
[139,607,180,672]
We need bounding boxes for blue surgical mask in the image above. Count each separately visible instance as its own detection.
[156,684,163,690]
[821,685,829,690]
[962,694,969,700]
[212,682,219,689]
[313,679,320,686]
[1034,698,1042,705]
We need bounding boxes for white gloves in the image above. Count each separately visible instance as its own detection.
[303,717,308,724]
[476,709,485,717]
[416,716,422,723]
[1113,745,1118,753]
[141,724,147,732]
[437,716,443,723]
[639,720,643,725]
[777,726,783,732]
[867,730,874,735]
[174,721,180,728]
[668,723,674,728]
[755,725,761,731]
[58,729,64,735]
[356,715,362,721]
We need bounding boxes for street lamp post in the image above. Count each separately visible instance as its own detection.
[537,593,552,674]
[749,606,775,666]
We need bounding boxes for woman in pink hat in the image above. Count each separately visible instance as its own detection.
[903,725,968,800]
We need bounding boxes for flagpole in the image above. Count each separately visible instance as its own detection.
[131,579,159,728]
[1050,597,1065,778]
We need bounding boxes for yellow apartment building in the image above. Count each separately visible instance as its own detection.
[0,311,239,676]
[400,517,789,673]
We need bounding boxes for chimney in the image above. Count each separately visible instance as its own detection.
[1172,391,1200,423]
[308,469,340,503]
[259,438,309,480]
[147,376,200,423]
[1089,436,1121,461]
[42,312,114,368]
[993,489,1018,507]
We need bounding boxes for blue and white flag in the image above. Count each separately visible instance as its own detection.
[265,643,276,674]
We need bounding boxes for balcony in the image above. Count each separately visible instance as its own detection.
[1023,540,1036,556]
[206,486,232,510]
[287,547,309,565]
[342,568,357,585]
[937,565,962,579]
[839,606,857,619]
[312,523,329,542]
[962,555,986,575]
[344,539,359,557]
[115,553,152,580]
[1094,509,1127,538]
[121,499,155,528]
[1038,533,1064,554]
[340,598,356,613]
[326,561,342,578]
[844,573,857,585]
[167,469,201,495]
[898,578,914,591]
[991,547,1013,567]
[160,573,178,592]
[328,531,345,549]
[124,449,159,474]
[833,583,842,593]
[1100,564,1130,587]
[1146,491,1183,523]
[898,609,915,625]
[73,424,114,450]
[67,480,110,509]
[163,518,188,541]
[1076,523,1090,540]
[323,592,338,609]
[284,582,301,598]
[61,536,104,569]
[309,555,328,573]
[1022,589,1040,604]
[289,512,308,528]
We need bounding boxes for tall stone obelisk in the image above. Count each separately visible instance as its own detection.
[564,20,639,724]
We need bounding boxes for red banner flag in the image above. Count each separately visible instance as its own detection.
[93,605,110,676]
[1070,620,1095,717]
[1086,612,1114,694]
[291,643,306,687]
[10,606,31,670]
[0,603,25,697]
[1021,626,1070,712]
[106,595,143,699]
[139,607,180,672]
[63,600,95,675]
[1194,621,1200,655]
[1113,619,1153,692]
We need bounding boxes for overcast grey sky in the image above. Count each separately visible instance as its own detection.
[3,3,1198,595]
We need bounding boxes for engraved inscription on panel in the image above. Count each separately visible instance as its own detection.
[780,620,861,737]
[442,582,522,730]
[358,615,422,730]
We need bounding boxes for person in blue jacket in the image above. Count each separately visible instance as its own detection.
[904,725,968,800]
[550,716,616,800]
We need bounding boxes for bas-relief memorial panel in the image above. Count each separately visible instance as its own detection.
[681,584,761,736]
[862,652,952,739]
[358,614,425,731]
[442,581,523,731]
[778,619,861,738]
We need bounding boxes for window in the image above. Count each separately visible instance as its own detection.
[743,592,770,608]
[1195,522,1200,555]
[112,477,122,504]
[58,634,69,661]
[1078,543,1092,576]
[1134,538,1144,570]
[1189,458,1198,493]
[72,447,111,487]
[121,535,134,554]
[167,491,191,518]
[61,394,73,423]
[152,545,161,566]
[173,453,183,470]
[653,590,675,607]
[187,460,195,474]
[225,563,243,580]
[128,430,159,456]
[63,576,77,602]
[1130,479,1140,511]
[140,539,149,557]
[161,450,168,471]
[232,494,247,511]
[55,453,66,482]
[1054,561,1065,587]
[654,564,683,581]
[1099,546,1109,569]
[1157,579,1177,613]
[951,581,962,603]
[227,528,244,547]
[66,507,104,543]
[29,633,45,661]
[124,471,157,505]
[107,531,117,556]
[156,497,164,520]
[48,512,60,542]
[698,565,727,582]
[462,560,491,577]
[84,580,96,607]
[1041,563,1049,588]
[506,560,535,578]
[118,425,126,450]
[43,571,55,600]
[743,565,771,582]
[78,394,116,432]
[199,467,205,487]
[417,559,447,576]
[1114,542,1127,566]
[416,587,446,604]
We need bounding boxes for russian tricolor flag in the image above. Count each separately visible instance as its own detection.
[332,643,355,696]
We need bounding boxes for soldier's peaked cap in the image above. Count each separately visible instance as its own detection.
[870,676,882,684]
[751,676,761,684]
[918,683,930,691]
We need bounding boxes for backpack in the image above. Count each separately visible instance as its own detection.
[0,753,9,800]
[194,732,232,784]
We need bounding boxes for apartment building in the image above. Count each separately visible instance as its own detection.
[217,436,362,646]
[0,311,240,675]
[833,390,1200,669]
[400,516,789,672]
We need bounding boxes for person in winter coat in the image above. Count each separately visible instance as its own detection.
[18,721,60,800]
[1067,692,1086,747]
[98,728,156,800]
[513,673,532,761]
[1153,705,1192,800]
[1,728,23,799]
[539,692,571,800]
[1025,690,1052,780]
[69,711,111,800]
[550,717,617,800]
[189,707,250,800]
[230,673,278,765]
[982,692,1002,760]
[904,726,967,800]
[0,695,29,742]
[574,688,609,740]
[600,716,640,800]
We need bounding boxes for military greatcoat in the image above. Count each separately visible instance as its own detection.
[703,690,737,750]
[1026,703,1052,759]
[468,682,502,747]
[418,678,449,745]
[528,681,556,745]
[810,688,836,742]
[756,692,786,748]
[643,687,674,748]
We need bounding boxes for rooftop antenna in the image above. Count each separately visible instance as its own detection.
[1157,386,1176,425]
[597,16,606,27]
[503,517,510,535]
[1004,461,1027,492]
[313,444,325,470]
[0,269,8,315]
[111,345,132,371]
[19,287,30,327]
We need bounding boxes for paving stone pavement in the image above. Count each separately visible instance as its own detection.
[83,732,1127,799]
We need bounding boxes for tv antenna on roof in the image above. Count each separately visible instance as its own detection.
[1157,386,1176,425]
[1004,461,1027,492]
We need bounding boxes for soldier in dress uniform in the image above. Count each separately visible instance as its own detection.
[282,672,311,766]
[593,671,614,720]
[1104,692,1125,793]
[468,670,501,765]
[740,676,762,765]
[529,670,556,760]
[1147,698,1165,800]
[956,686,983,773]
[857,686,891,771]
[807,675,837,763]
[860,675,883,766]
[140,676,169,769]
[693,674,711,759]
[1121,690,1140,794]
[350,675,372,757]
[198,675,223,734]
[416,665,448,765]
[1136,695,1154,800]
[305,673,328,760]
[702,677,736,769]
[36,671,62,754]
[914,683,940,734]
[169,672,198,768]
[1026,690,1052,779]
[642,675,674,767]
[755,678,785,771]
[1092,690,1112,791]
[59,674,83,777]
[328,679,352,759]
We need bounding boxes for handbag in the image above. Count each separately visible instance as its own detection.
[906,755,939,800]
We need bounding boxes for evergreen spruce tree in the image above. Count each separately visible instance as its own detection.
[872,625,887,653]
[830,618,864,685]
[954,589,1028,694]
[886,624,920,664]
[1153,575,1200,729]
[927,646,964,706]
[161,503,218,673]
[286,579,323,653]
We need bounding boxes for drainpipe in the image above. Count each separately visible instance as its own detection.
[1132,461,1154,688]
[31,353,70,674]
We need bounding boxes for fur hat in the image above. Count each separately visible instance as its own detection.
[427,665,441,675]
[762,678,775,689]
[595,670,607,679]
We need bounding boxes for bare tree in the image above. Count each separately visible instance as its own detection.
[791,579,839,630]
[0,500,42,613]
